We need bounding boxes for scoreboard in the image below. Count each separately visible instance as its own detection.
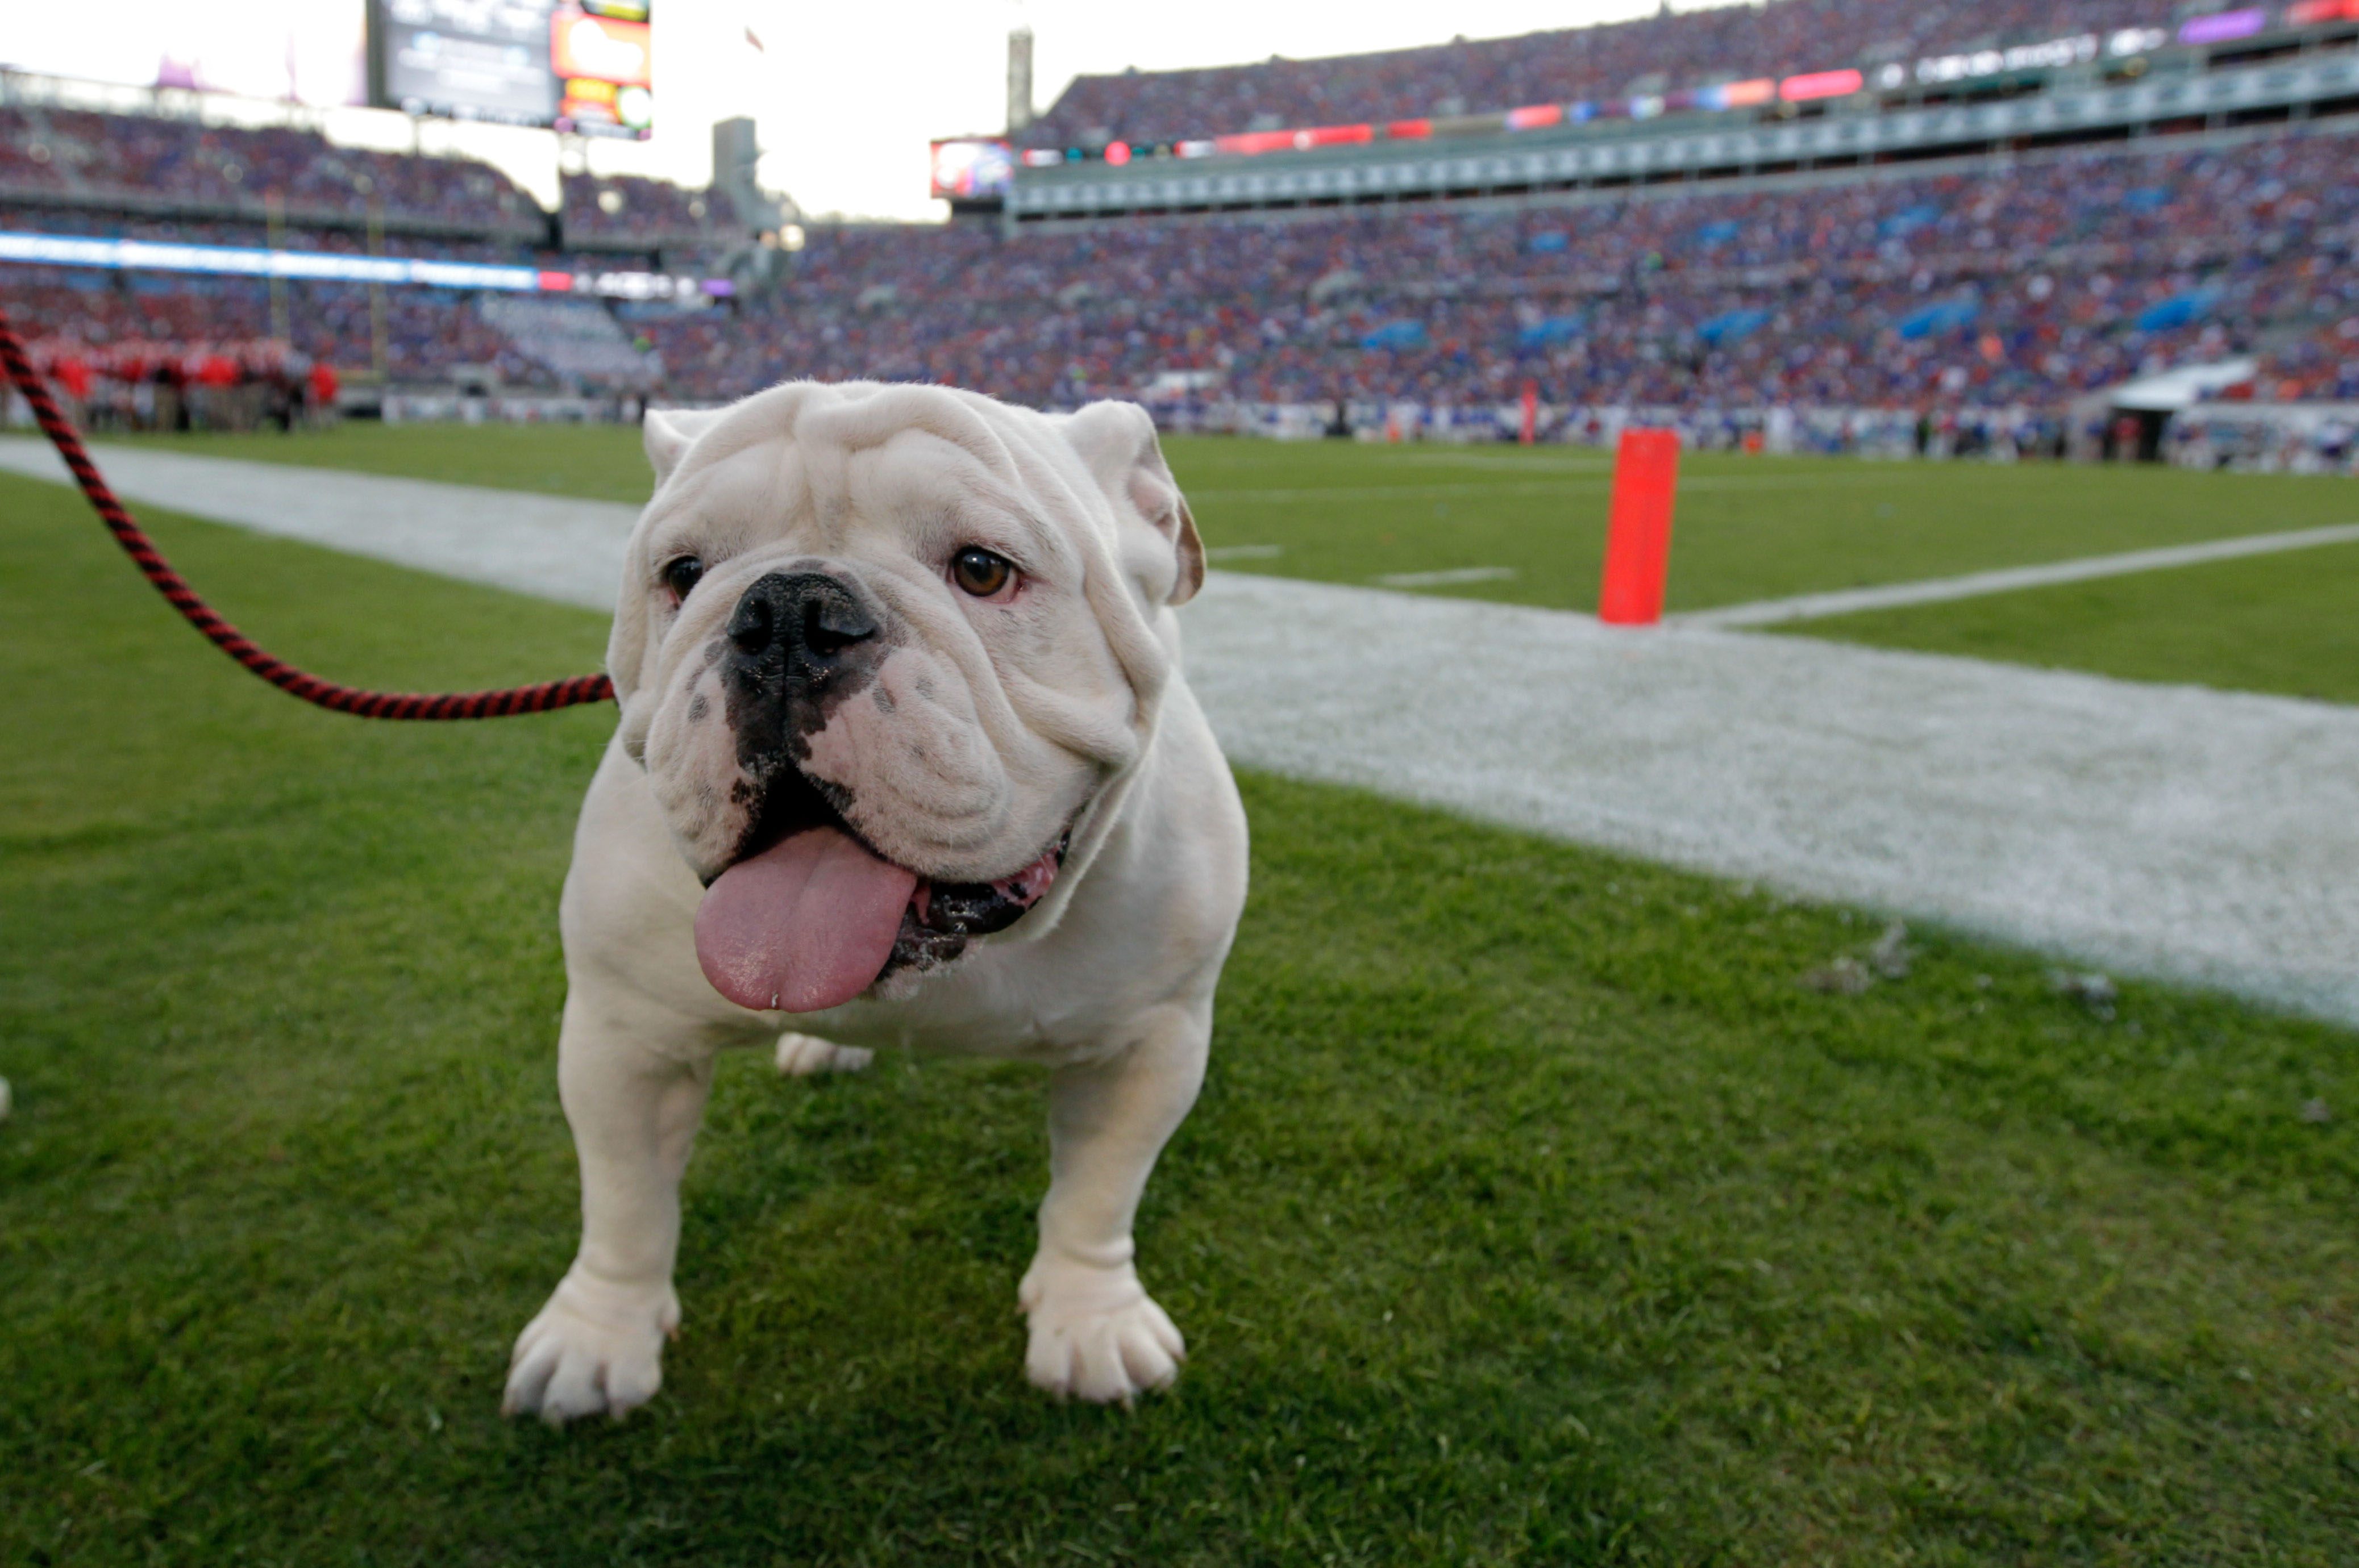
[930,139,1014,202]
[367,0,652,139]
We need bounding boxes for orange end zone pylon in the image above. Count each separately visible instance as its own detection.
[1597,427,1680,626]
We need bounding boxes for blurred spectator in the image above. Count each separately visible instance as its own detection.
[15,326,331,434]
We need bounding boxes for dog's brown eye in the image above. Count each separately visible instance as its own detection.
[951,547,1014,598]
[662,556,704,600]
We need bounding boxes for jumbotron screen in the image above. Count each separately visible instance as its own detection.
[366,0,651,138]
[931,139,1014,201]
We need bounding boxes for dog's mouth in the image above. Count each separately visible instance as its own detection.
[692,765,1067,1014]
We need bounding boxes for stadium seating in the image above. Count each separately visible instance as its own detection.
[7,266,547,399]
[477,294,664,389]
[1022,0,2165,151]
[633,135,2359,419]
[0,106,539,233]
[3,84,2354,451]
[561,173,715,251]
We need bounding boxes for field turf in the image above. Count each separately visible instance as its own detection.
[5,457,2357,1563]
[1784,537,2359,707]
[112,422,2359,706]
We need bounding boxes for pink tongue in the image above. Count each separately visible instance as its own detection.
[694,827,918,1014]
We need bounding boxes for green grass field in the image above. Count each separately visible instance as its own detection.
[111,423,2359,706]
[3,431,2356,1561]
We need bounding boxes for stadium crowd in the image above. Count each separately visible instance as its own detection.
[1023,0,2170,150]
[6,266,551,411]
[560,173,714,249]
[637,135,2359,416]
[0,106,540,233]
[27,327,339,435]
[6,101,2356,452]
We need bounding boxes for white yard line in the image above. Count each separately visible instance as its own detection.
[1679,522,2359,628]
[9,436,2356,1027]
[1373,565,1517,587]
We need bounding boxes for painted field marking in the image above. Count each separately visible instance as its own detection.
[1188,572,2359,1029]
[1403,453,1613,472]
[1188,473,1900,504]
[1678,522,2359,629]
[1375,565,1518,587]
[1201,544,1285,561]
[1191,480,1586,503]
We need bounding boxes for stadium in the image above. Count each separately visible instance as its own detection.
[4,0,2358,457]
[3,0,2357,1560]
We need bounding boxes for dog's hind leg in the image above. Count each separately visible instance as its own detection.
[502,985,716,1425]
[1019,1002,1208,1403]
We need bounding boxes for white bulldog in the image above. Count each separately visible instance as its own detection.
[501,381,1248,1423]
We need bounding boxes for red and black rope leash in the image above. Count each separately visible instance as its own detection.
[0,303,613,720]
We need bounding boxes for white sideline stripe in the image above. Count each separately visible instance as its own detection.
[6,436,2356,1028]
[1405,452,1613,472]
[1186,577,2359,1031]
[1374,565,1517,587]
[1680,522,2359,628]
[1405,453,1612,472]
[1193,480,1583,502]
[0,437,636,611]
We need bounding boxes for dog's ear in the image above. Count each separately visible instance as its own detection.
[1057,400,1205,606]
[611,407,728,725]
[642,406,729,487]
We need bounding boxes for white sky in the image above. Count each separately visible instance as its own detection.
[18,2,1729,223]
[645,0,1717,221]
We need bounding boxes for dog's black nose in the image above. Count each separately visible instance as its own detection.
[715,573,887,846]
[719,573,888,790]
[726,571,879,667]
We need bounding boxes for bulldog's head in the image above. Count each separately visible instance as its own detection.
[608,381,1203,1015]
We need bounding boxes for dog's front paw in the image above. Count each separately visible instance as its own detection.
[1018,1253,1184,1403]
[501,1267,679,1425]
[775,1031,874,1077]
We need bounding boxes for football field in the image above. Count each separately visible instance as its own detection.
[111,422,2359,705]
[2,427,2354,1562]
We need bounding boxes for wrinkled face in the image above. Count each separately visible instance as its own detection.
[612,384,1195,1010]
